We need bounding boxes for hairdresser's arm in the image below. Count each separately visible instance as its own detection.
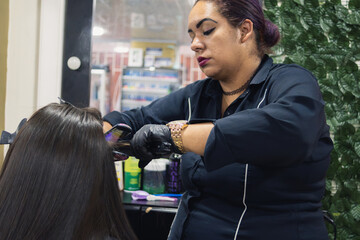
[182,123,214,156]
[130,121,214,168]
[102,84,199,135]
[202,67,333,171]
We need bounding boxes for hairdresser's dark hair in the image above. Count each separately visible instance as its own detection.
[0,103,137,240]
[195,0,280,56]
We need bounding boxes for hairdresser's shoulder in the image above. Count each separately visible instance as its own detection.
[269,61,319,86]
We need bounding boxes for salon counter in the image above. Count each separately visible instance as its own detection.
[121,191,179,240]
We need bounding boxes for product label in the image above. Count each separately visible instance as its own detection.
[124,157,141,191]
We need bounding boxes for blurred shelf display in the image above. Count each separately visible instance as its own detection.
[120,67,181,111]
[122,88,169,95]
[90,65,111,115]
[122,75,179,84]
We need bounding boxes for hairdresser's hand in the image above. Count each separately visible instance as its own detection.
[103,121,113,133]
[131,124,179,168]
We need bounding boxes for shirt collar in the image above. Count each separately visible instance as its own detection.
[249,54,273,85]
[204,78,222,97]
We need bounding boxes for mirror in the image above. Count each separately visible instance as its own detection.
[89,0,206,115]
[62,0,206,110]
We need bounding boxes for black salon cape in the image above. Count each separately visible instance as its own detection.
[104,55,333,240]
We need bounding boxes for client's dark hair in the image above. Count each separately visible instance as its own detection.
[0,103,137,240]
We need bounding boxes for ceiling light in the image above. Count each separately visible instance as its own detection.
[92,26,105,36]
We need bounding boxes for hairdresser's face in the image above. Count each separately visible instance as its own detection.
[188,1,242,80]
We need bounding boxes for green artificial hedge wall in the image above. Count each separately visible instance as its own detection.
[264,0,360,239]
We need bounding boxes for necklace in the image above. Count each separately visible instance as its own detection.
[222,78,252,96]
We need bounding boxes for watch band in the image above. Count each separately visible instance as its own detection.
[166,120,188,153]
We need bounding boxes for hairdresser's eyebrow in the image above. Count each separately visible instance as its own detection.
[188,18,218,33]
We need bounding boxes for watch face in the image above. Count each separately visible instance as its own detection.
[166,121,188,154]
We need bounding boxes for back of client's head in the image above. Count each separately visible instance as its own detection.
[0,103,137,240]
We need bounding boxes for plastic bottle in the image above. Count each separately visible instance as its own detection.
[124,156,141,191]
[166,154,183,193]
[114,161,124,190]
[143,158,168,194]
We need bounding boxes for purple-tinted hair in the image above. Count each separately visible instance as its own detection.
[194,0,280,55]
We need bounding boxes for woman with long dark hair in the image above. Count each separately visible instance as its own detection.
[0,103,137,240]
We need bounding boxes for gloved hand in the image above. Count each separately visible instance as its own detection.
[130,124,180,168]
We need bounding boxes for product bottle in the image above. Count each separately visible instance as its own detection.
[114,161,124,190]
[143,158,168,194]
[124,156,141,191]
[166,154,183,193]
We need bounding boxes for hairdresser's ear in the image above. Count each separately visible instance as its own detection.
[238,19,253,43]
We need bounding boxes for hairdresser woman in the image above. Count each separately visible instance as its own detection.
[103,0,333,239]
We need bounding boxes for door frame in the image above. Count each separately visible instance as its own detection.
[61,0,94,107]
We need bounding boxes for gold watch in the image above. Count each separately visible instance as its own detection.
[166,120,188,153]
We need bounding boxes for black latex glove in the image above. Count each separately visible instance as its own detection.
[130,124,180,168]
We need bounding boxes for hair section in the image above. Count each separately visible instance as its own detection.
[0,103,137,240]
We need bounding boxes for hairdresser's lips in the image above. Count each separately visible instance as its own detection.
[197,57,210,67]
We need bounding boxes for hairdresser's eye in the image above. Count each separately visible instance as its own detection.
[204,27,215,36]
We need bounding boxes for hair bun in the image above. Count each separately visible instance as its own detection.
[263,19,280,48]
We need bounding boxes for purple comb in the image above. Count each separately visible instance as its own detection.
[131,190,177,202]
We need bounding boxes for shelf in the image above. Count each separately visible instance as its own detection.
[122,99,152,106]
[122,88,169,95]
[120,67,181,111]
[122,75,179,84]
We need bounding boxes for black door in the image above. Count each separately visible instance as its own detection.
[61,0,94,107]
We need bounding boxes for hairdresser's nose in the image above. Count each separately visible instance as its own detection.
[191,37,204,52]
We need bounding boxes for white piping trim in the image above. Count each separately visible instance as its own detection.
[257,88,267,109]
[187,97,192,122]
[234,90,267,239]
[233,163,249,240]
